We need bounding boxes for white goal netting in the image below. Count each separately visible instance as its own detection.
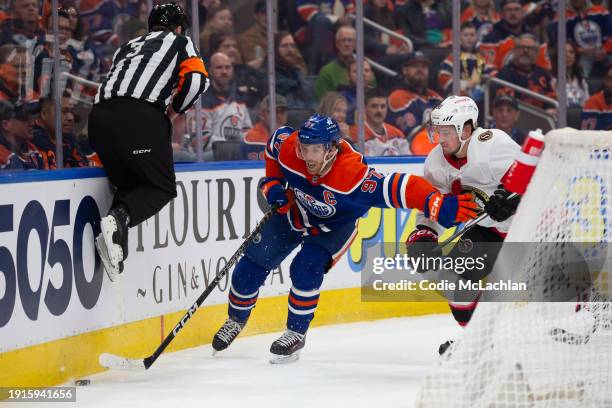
[416,128,612,408]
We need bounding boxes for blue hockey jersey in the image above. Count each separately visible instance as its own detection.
[264,126,437,235]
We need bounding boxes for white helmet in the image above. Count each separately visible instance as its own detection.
[430,95,478,138]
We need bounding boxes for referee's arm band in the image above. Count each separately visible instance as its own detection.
[177,57,208,91]
[173,58,209,113]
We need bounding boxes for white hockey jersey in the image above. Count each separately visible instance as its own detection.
[416,127,520,234]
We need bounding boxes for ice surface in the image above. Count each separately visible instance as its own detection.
[51,315,460,408]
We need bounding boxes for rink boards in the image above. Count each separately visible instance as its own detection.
[0,158,449,388]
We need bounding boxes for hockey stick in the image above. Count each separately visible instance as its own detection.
[432,193,518,255]
[99,206,276,371]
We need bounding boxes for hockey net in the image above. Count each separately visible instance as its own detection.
[416,128,612,408]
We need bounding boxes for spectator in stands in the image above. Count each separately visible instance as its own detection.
[336,58,375,125]
[57,2,104,83]
[118,0,149,43]
[387,51,443,140]
[0,99,44,170]
[238,0,266,71]
[438,22,495,102]
[209,31,265,108]
[547,0,611,78]
[350,88,409,156]
[243,94,288,160]
[32,92,91,168]
[62,2,84,41]
[194,0,221,27]
[0,44,37,101]
[314,26,356,100]
[33,8,73,97]
[75,129,101,166]
[495,34,556,112]
[551,42,590,108]
[0,0,8,21]
[273,31,316,110]
[365,0,401,35]
[491,94,525,144]
[201,52,252,161]
[395,0,452,49]
[581,63,612,130]
[199,4,233,55]
[171,113,196,163]
[480,0,550,70]
[78,0,138,59]
[0,0,43,48]
[410,126,438,156]
[292,0,354,74]
[461,0,499,43]
[317,92,350,140]
[363,0,413,70]
[117,0,149,43]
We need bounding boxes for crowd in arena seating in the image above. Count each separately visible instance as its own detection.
[0,0,610,170]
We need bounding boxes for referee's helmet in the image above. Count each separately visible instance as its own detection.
[148,2,190,33]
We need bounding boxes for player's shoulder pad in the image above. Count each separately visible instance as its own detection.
[470,127,519,160]
[266,126,295,160]
[473,127,516,144]
[423,144,444,167]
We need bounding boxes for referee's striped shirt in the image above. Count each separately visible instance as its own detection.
[94,30,209,113]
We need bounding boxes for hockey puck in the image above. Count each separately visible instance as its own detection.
[75,379,91,386]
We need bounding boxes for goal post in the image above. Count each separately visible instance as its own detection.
[416,128,612,408]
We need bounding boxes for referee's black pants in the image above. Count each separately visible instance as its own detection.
[88,97,177,226]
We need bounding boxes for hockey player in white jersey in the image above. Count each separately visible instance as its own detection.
[405,95,522,354]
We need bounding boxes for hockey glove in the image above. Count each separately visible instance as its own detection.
[484,185,521,222]
[405,227,439,273]
[260,178,292,214]
[424,192,478,228]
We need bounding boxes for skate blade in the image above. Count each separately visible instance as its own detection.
[96,235,120,282]
[269,352,300,364]
[100,216,124,266]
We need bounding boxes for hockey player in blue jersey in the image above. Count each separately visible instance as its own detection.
[212,114,478,363]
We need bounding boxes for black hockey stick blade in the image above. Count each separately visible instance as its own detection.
[98,207,276,371]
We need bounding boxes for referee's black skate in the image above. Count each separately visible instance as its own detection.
[269,330,306,364]
[212,318,246,355]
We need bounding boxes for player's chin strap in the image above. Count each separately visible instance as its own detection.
[318,146,338,177]
[450,132,471,157]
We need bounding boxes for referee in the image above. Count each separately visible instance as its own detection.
[89,2,209,281]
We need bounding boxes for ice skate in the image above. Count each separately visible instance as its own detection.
[95,234,123,281]
[269,330,305,364]
[99,206,130,270]
[212,318,246,355]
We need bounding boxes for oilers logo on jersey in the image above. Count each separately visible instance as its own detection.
[294,188,337,218]
[574,20,603,50]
